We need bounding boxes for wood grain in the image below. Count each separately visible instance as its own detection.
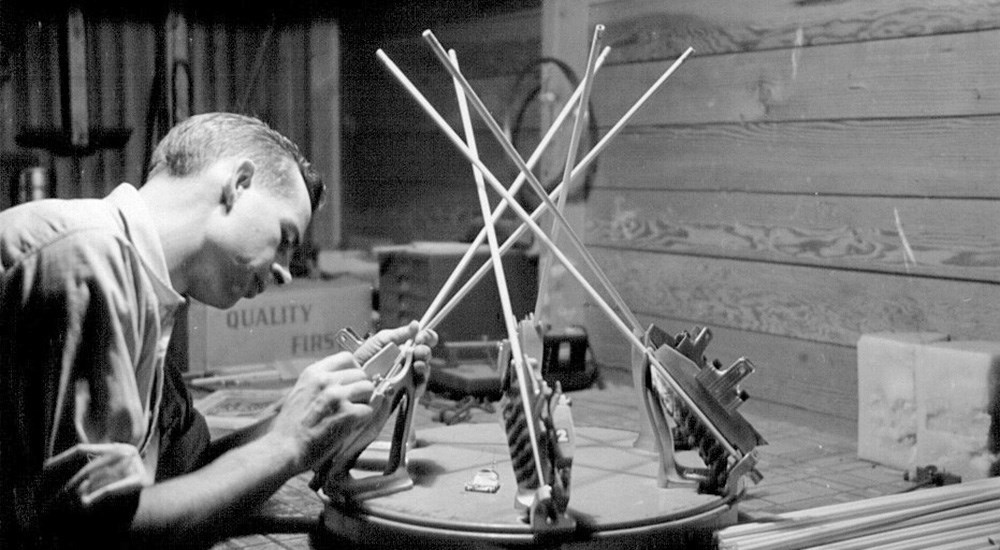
[591,117,1000,198]
[586,247,1000,347]
[586,309,859,420]
[590,29,1000,125]
[586,189,1000,282]
[589,0,1000,62]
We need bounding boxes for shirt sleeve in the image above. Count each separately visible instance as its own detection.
[5,231,160,543]
[156,341,212,480]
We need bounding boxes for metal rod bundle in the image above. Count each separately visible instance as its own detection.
[375,34,736,460]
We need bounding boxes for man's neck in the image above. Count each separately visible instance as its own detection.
[137,175,215,296]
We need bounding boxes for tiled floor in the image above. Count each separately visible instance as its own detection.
[208,366,918,549]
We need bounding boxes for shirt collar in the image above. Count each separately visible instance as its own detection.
[104,183,185,310]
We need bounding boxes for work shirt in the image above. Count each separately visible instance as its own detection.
[0,184,207,548]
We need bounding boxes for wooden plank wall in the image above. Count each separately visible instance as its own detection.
[340,8,542,246]
[0,8,339,248]
[571,0,1000,423]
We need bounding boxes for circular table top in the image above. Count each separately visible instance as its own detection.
[321,423,736,548]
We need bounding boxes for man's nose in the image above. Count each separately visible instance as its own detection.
[271,262,293,285]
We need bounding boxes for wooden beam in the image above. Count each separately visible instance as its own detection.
[587,248,1000,347]
[586,308,859,420]
[590,116,1000,199]
[65,6,88,149]
[586,189,1000,283]
[537,0,591,329]
[309,21,341,249]
[591,29,1000,126]
[589,0,1000,61]
[166,7,190,123]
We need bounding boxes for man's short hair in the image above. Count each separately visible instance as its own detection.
[147,112,325,212]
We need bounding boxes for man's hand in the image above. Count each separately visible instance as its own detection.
[263,322,437,477]
[354,320,438,373]
[263,352,375,474]
[309,321,439,484]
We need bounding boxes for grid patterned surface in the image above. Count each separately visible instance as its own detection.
[207,367,914,549]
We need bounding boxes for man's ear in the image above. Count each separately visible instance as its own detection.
[221,160,256,211]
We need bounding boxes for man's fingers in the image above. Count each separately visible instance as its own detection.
[371,322,417,347]
[342,400,374,422]
[301,380,373,428]
[308,351,360,373]
[412,360,431,386]
[354,321,441,367]
[354,323,411,365]
[320,378,375,407]
[322,394,373,421]
[317,368,371,388]
[338,378,375,404]
[414,327,438,348]
[412,343,432,359]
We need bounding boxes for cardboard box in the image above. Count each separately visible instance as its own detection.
[168,279,373,376]
[374,241,537,346]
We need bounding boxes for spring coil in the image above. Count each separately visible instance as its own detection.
[503,400,537,487]
[675,400,730,494]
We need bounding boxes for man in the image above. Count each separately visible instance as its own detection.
[0,112,436,548]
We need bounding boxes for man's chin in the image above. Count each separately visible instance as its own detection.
[188,291,242,309]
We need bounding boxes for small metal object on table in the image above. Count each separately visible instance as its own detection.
[319,423,737,549]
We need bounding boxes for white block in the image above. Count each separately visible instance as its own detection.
[915,341,1000,480]
[857,332,950,469]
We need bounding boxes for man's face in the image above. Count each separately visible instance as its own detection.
[189,165,312,309]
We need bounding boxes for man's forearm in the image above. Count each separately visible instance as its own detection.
[130,431,298,544]
[204,414,277,463]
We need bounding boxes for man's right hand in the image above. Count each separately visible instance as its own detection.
[263,352,374,474]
